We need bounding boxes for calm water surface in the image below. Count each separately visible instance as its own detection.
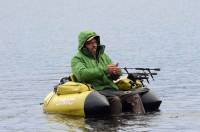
[0,0,200,131]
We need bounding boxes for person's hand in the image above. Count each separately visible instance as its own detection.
[108,63,120,75]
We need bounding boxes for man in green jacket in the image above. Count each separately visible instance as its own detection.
[71,30,145,115]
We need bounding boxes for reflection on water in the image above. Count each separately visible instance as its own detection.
[90,110,200,132]
[44,112,162,132]
[45,114,89,131]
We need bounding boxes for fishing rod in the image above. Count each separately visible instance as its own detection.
[121,67,160,74]
[120,67,160,85]
[128,68,160,71]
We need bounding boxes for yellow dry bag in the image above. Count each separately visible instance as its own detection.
[56,81,92,95]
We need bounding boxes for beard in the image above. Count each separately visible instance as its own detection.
[91,48,97,56]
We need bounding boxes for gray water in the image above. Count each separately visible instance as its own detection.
[0,0,200,131]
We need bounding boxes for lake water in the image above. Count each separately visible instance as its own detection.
[0,0,200,131]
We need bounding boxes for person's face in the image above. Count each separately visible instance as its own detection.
[85,38,97,56]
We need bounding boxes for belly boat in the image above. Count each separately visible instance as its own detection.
[43,80,162,117]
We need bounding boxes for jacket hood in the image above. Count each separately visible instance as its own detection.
[78,30,105,58]
[78,30,100,51]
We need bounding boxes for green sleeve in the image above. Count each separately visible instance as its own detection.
[71,56,107,82]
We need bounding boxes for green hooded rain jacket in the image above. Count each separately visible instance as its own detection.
[71,31,119,91]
